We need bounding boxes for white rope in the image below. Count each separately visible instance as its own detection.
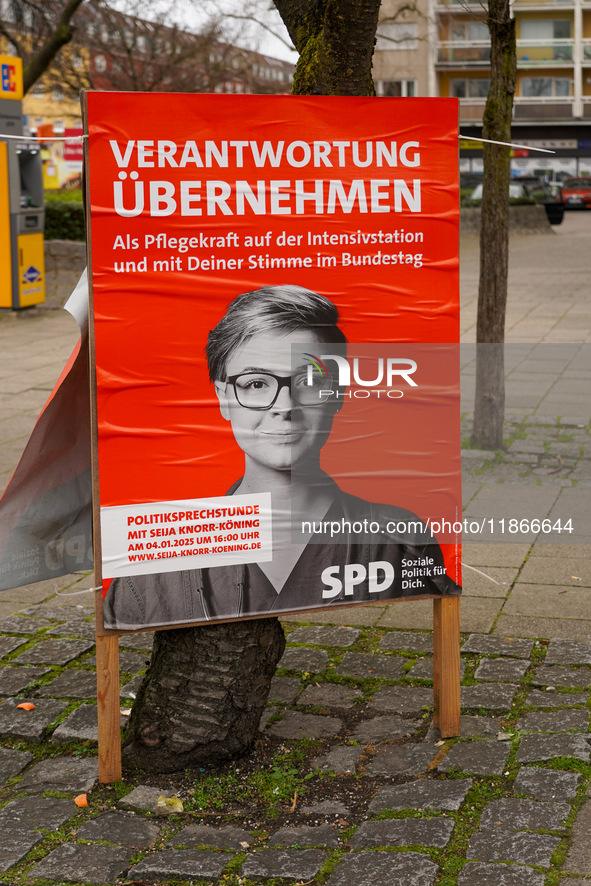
[461,562,500,585]
[459,134,555,154]
[0,133,86,141]
[53,584,99,596]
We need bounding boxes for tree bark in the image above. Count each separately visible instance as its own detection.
[275,0,381,95]
[123,619,286,773]
[470,0,516,449]
[124,0,381,774]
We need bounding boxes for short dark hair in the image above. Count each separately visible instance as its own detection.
[206,284,347,382]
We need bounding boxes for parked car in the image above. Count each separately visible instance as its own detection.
[561,177,591,209]
[469,178,565,225]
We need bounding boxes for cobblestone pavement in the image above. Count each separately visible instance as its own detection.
[0,610,590,884]
[0,214,589,883]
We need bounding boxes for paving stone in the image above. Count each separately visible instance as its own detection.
[268,675,301,704]
[279,647,329,672]
[20,604,77,621]
[116,635,153,655]
[0,697,68,741]
[517,709,589,733]
[457,862,546,886]
[461,635,534,659]
[563,798,591,875]
[241,849,328,880]
[128,849,232,882]
[0,615,53,634]
[15,638,93,666]
[363,742,438,776]
[516,733,590,763]
[439,740,510,775]
[458,714,502,737]
[348,714,421,742]
[406,658,466,681]
[120,673,144,700]
[324,850,439,886]
[51,703,100,744]
[474,658,529,682]
[18,756,99,794]
[0,795,77,832]
[533,665,591,689]
[369,778,473,813]
[0,830,44,873]
[0,664,51,694]
[119,785,176,812]
[369,685,432,714]
[461,683,517,711]
[352,817,455,848]
[545,638,591,665]
[336,651,407,680]
[513,767,581,800]
[0,636,27,658]
[311,745,362,774]
[467,832,561,867]
[269,824,340,847]
[526,689,589,708]
[0,747,33,785]
[300,800,351,816]
[267,711,343,740]
[480,798,570,832]
[36,669,97,698]
[298,683,362,708]
[167,824,252,849]
[379,631,433,653]
[77,812,161,847]
[287,626,360,647]
[47,619,97,640]
[29,843,132,884]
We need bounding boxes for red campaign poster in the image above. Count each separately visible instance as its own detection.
[85,92,462,631]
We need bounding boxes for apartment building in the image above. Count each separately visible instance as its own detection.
[375,0,591,176]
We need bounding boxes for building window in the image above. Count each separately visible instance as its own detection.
[451,78,490,98]
[450,21,489,43]
[520,18,571,41]
[521,77,571,97]
[94,54,107,73]
[53,88,64,102]
[31,81,44,98]
[377,79,417,97]
[375,22,419,51]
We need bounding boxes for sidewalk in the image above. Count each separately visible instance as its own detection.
[0,215,589,885]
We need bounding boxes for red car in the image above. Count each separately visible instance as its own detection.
[562,177,591,209]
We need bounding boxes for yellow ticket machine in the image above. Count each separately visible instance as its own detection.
[0,56,45,309]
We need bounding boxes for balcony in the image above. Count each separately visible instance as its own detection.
[514,0,575,6]
[435,0,486,8]
[437,41,491,65]
[457,98,487,123]
[517,39,574,64]
[513,96,575,119]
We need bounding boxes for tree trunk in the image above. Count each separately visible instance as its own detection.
[123,619,286,773]
[470,0,516,450]
[275,0,381,95]
[124,0,381,774]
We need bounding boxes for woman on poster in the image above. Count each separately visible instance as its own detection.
[104,285,460,629]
